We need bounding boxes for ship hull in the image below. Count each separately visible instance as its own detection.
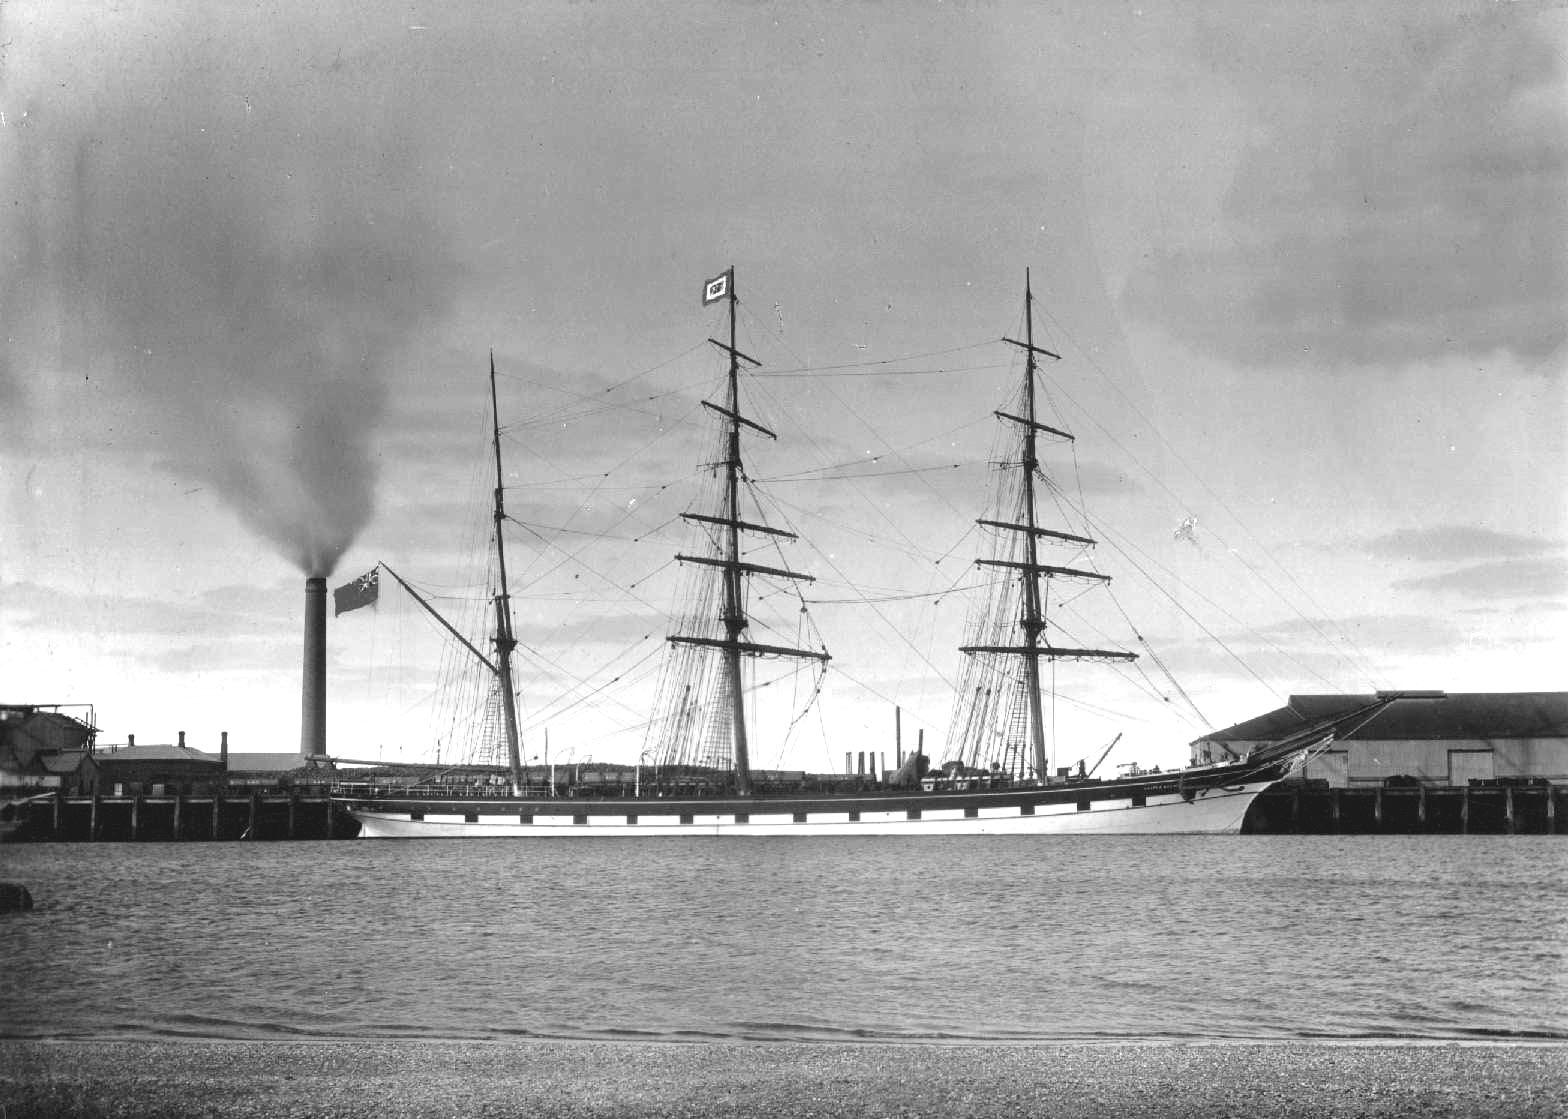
[341,763,1283,838]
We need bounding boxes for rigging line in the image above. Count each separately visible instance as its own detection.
[1032,303,1383,688]
[762,492,970,568]
[1049,606,1205,729]
[751,362,1011,379]
[741,371,939,568]
[825,663,947,738]
[499,374,714,432]
[518,645,665,731]
[494,337,710,406]
[744,339,1000,376]
[1045,591,1207,728]
[757,414,992,480]
[1056,431,1208,728]
[732,300,972,534]
[1033,459,1340,696]
[757,462,968,483]
[804,569,994,606]
[1182,518,1378,690]
[501,379,705,438]
[517,645,658,733]
[506,516,668,616]
[740,467,959,623]
[511,514,684,545]
[765,489,960,699]
[933,522,980,567]
[510,397,705,586]
[1082,505,1331,695]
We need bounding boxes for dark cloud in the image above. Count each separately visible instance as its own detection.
[1392,556,1568,599]
[1123,8,1566,369]
[1361,526,1560,563]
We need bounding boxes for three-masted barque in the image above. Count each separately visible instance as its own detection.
[339,269,1331,837]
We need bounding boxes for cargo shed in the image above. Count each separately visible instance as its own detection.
[1191,691,1568,788]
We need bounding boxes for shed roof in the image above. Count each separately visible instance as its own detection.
[1196,692,1568,744]
[225,752,318,773]
[95,743,223,765]
[40,750,95,774]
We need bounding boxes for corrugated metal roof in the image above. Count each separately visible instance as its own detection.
[1197,692,1568,743]
[225,752,314,773]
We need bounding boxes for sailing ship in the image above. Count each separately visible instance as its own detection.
[338,270,1354,837]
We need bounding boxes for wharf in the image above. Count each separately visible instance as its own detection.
[4,790,358,842]
[1245,782,1563,835]
[6,782,1561,841]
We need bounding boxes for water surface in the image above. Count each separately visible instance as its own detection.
[2,836,1563,1042]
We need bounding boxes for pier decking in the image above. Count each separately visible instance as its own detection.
[5,790,356,841]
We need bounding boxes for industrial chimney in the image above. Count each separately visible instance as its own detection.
[300,577,327,758]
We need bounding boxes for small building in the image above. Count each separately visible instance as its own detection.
[1,705,101,796]
[94,733,226,795]
[1191,691,1568,789]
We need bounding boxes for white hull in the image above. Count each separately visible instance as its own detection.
[348,779,1271,838]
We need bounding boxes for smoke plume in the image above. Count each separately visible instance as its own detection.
[1,11,457,576]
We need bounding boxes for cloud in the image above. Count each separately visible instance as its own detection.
[1236,612,1462,655]
[0,579,293,640]
[1360,526,1560,563]
[1121,8,1566,369]
[1392,556,1568,599]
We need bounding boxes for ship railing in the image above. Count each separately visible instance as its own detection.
[332,781,558,800]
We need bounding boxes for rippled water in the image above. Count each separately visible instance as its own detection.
[1,836,1564,1042]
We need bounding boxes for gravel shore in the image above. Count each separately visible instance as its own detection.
[2,1039,1564,1118]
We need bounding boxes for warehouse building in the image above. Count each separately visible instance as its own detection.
[0,704,100,796]
[1191,691,1568,788]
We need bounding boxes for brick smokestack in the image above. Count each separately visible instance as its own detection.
[301,577,327,758]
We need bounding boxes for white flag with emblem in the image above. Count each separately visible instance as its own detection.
[702,268,732,305]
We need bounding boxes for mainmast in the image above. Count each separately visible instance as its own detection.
[960,271,1136,781]
[669,268,829,795]
[489,352,526,794]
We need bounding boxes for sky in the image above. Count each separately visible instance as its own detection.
[2,0,1564,774]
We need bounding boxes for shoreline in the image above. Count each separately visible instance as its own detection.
[3,1039,1565,1118]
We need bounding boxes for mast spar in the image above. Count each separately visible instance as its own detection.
[489,351,526,794]
[668,268,829,795]
[960,271,1136,782]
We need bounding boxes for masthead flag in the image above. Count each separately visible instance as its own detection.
[334,567,380,616]
[702,268,732,305]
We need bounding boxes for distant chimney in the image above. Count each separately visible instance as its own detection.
[301,577,327,758]
[127,733,135,748]
[220,731,229,769]
[178,730,186,749]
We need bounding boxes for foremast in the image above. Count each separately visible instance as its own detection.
[488,352,526,794]
[959,271,1136,782]
[668,268,830,795]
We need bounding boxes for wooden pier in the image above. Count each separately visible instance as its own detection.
[7,783,1560,840]
[5,791,359,842]
[1244,782,1563,835]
